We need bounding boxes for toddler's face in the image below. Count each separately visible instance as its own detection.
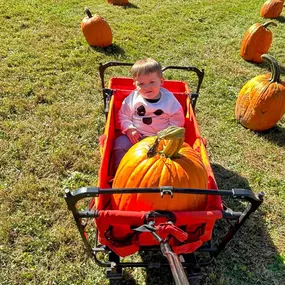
[134,72,164,100]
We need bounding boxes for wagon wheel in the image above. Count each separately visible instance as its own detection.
[109,279,122,285]
[188,276,201,285]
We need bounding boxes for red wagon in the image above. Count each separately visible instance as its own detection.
[64,62,264,284]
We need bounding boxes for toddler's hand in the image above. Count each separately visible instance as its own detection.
[126,128,142,144]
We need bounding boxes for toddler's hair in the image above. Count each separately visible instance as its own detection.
[131,58,163,78]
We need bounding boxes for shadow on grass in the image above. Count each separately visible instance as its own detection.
[131,164,285,285]
[200,164,285,285]
[125,2,139,9]
[280,64,285,75]
[89,43,126,56]
[275,15,285,23]
[254,124,285,147]
[251,61,285,76]
[110,2,138,9]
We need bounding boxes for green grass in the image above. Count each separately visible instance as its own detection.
[1,0,285,284]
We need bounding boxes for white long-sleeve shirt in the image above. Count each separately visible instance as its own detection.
[119,87,185,136]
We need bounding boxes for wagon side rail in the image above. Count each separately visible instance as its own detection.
[98,61,205,113]
[64,187,264,261]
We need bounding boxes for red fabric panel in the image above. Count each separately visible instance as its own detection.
[156,224,188,242]
[94,210,222,257]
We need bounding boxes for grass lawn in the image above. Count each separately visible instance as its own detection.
[0,0,284,284]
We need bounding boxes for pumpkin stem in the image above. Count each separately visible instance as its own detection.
[157,126,185,140]
[147,126,185,158]
[262,21,277,29]
[84,7,93,18]
[261,54,281,83]
[147,139,159,158]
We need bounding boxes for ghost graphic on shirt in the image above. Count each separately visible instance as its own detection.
[136,105,164,125]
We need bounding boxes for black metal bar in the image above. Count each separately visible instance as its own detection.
[161,65,204,111]
[161,65,204,94]
[64,187,99,209]
[64,189,94,258]
[99,62,133,117]
[64,186,263,206]
[98,61,204,113]
[213,192,264,258]
[99,62,204,92]
[106,251,123,280]
[99,62,133,89]
[103,88,113,117]
[92,251,212,269]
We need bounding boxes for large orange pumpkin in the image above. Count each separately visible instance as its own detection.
[260,0,284,18]
[240,21,277,63]
[235,54,285,131]
[81,7,112,47]
[112,127,208,211]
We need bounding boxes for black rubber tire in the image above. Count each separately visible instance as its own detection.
[188,276,201,285]
[109,279,122,285]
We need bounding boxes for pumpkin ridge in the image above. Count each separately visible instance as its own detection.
[178,152,206,171]
[159,158,176,186]
[173,158,207,210]
[114,158,159,210]
[173,159,191,187]
[148,157,168,188]
[138,156,164,188]
[125,158,153,187]
[114,143,149,186]
[175,158,200,187]
[138,156,162,188]
[136,157,167,209]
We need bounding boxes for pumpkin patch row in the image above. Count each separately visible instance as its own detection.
[237,1,285,131]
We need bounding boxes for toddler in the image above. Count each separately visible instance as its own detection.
[113,58,185,170]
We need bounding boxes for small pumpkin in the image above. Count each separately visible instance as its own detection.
[240,21,277,63]
[235,54,285,131]
[81,7,112,47]
[260,0,284,18]
[112,126,208,211]
[107,0,129,5]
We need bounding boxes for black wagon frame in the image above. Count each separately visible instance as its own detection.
[64,62,264,285]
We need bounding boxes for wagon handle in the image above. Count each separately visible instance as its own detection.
[99,62,204,91]
[99,61,205,111]
[65,186,263,206]
[162,65,204,110]
[161,66,204,94]
[99,62,133,89]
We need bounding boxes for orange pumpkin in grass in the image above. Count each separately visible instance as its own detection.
[240,21,277,63]
[260,0,284,18]
[235,54,285,131]
[107,0,129,5]
[112,127,208,211]
[81,7,112,47]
